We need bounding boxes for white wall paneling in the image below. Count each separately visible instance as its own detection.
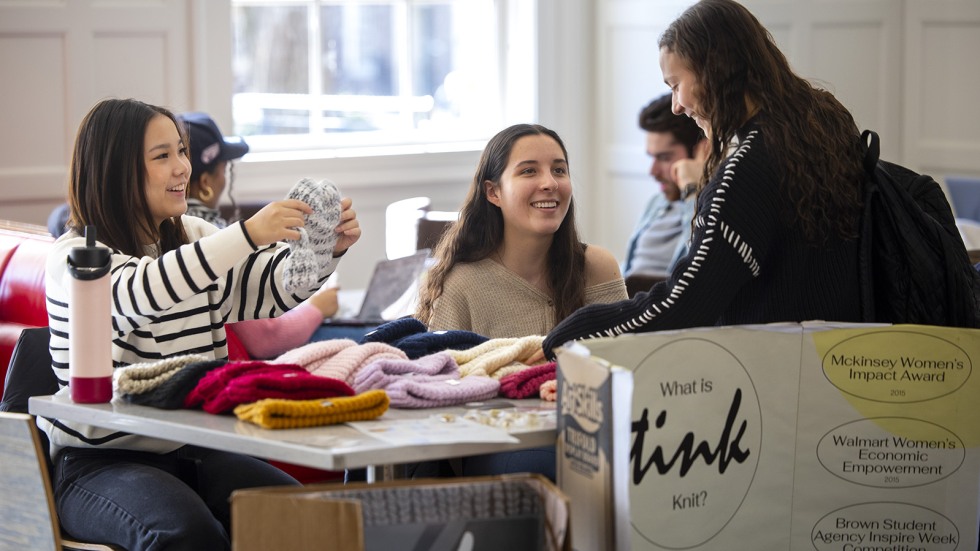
[0,0,190,225]
[1,0,977,282]
[904,0,980,181]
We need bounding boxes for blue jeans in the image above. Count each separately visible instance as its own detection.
[52,445,299,551]
[461,446,556,482]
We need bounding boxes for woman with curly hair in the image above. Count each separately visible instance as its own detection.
[544,0,867,358]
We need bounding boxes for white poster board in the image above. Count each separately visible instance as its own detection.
[557,323,980,551]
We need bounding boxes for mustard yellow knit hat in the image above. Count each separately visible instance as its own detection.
[234,389,389,429]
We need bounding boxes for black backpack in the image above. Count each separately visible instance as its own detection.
[858,129,980,328]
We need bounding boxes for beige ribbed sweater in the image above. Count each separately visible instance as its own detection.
[428,258,627,339]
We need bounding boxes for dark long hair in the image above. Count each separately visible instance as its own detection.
[416,123,588,324]
[68,98,189,255]
[660,0,864,242]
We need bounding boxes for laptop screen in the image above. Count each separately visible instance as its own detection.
[356,249,431,320]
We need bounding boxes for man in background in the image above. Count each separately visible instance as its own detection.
[622,93,706,285]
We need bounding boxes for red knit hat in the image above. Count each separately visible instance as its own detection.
[185,360,303,409]
[499,362,556,399]
[204,369,355,414]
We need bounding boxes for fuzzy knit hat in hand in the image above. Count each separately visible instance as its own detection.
[123,359,226,410]
[499,362,556,399]
[116,354,211,395]
[234,389,390,429]
[282,178,343,292]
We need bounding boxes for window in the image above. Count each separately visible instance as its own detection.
[231,0,527,155]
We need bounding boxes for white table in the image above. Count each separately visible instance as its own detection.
[29,395,556,479]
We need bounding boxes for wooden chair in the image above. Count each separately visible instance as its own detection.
[0,329,118,550]
[0,412,117,550]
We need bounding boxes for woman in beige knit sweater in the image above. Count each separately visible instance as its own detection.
[416,123,627,339]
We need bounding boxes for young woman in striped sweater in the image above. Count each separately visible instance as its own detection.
[42,98,361,550]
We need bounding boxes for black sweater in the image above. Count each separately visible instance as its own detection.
[544,120,863,358]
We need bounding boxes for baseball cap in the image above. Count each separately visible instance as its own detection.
[176,112,250,179]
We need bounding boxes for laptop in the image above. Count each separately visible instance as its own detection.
[322,249,431,326]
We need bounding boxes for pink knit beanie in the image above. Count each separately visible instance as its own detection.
[273,339,358,370]
[307,342,408,385]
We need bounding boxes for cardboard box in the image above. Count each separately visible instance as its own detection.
[556,322,980,551]
[232,473,570,551]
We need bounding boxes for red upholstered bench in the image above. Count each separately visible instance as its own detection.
[0,221,54,391]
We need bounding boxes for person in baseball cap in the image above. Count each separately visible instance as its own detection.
[176,112,249,228]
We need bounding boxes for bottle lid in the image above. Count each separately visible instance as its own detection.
[68,225,111,279]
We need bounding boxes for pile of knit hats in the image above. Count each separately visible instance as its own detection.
[359,318,558,401]
[115,355,382,428]
[115,318,562,432]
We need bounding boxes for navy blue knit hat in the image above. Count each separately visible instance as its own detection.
[391,329,489,360]
[359,317,428,345]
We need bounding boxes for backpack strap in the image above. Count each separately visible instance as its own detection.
[860,129,880,175]
[857,129,880,322]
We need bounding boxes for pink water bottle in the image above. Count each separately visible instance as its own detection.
[67,225,113,403]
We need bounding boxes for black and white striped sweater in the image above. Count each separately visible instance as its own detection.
[544,120,863,358]
[40,215,337,455]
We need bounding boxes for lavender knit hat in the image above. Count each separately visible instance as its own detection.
[384,373,499,408]
[353,352,459,393]
[352,352,498,408]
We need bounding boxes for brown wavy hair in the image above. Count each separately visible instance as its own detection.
[659,0,864,243]
[68,98,189,255]
[416,124,588,325]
